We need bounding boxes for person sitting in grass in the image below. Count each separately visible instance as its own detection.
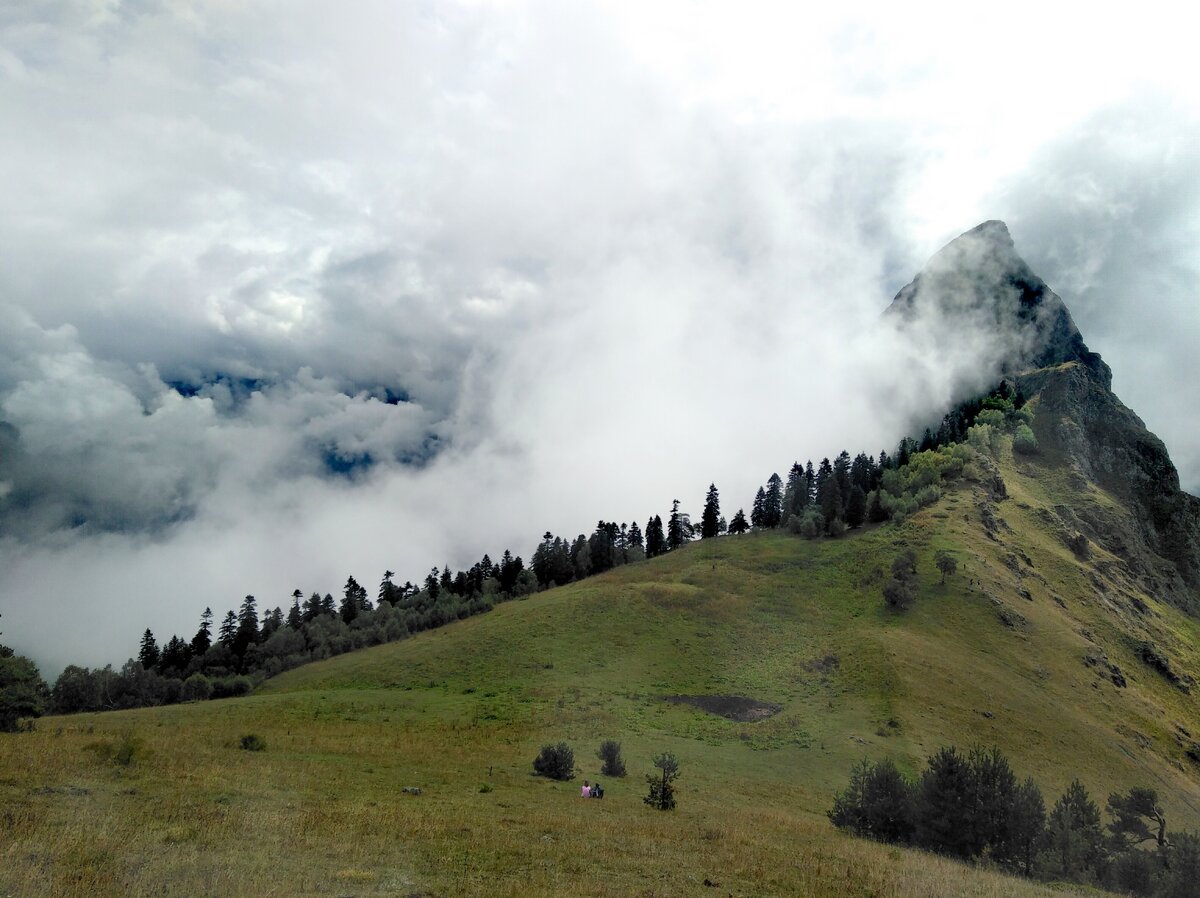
[592,781,604,799]
[581,779,590,797]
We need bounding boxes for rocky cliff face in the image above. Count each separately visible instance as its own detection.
[898,221,1200,612]
[887,220,1108,379]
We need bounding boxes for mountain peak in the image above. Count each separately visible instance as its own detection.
[888,221,1108,383]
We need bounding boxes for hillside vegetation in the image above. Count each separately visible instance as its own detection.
[3,421,1199,897]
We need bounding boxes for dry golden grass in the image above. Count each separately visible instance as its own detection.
[1,707,1105,898]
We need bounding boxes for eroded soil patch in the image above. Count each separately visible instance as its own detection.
[663,694,782,722]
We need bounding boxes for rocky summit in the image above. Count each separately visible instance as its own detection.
[888,220,1106,378]
[899,221,1200,613]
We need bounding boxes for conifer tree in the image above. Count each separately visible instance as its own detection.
[833,451,851,509]
[234,595,259,656]
[286,591,303,629]
[137,629,160,670]
[816,458,841,527]
[159,635,190,673]
[190,607,213,656]
[666,499,693,549]
[846,485,867,528]
[378,571,397,606]
[915,746,974,858]
[645,515,666,558]
[626,521,644,550]
[728,508,749,534]
[644,751,681,811]
[763,473,784,527]
[423,567,440,601]
[572,534,592,579]
[750,487,767,528]
[532,532,556,588]
[867,489,888,524]
[700,484,721,539]
[218,610,237,645]
[1011,777,1047,876]
[588,525,615,573]
[784,462,806,518]
[1046,779,1104,881]
[340,576,368,624]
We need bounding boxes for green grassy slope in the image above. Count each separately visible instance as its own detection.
[3,436,1198,897]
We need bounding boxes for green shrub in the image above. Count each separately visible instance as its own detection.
[797,508,823,539]
[240,734,266,752]
[210,676,253,698]
[1013,424,1039,454]
[975,409,1005,429]
[644,752,680,811]
[883,579,915,611]
[84,731,143,767]
[532,742,575,780]
[180,673,212,702]
[598,739,626,777]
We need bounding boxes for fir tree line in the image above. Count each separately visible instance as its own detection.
[29,381,1032,718]
[829,745,1199,897]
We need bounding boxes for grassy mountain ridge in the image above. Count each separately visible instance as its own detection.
[4,393,1198,896]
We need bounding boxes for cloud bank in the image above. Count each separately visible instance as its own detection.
[1,1,1196,674]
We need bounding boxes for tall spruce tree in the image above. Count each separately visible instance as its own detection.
[784,462,806,519]
[666,499,693,549]
[233,595,259,657]
[833,451,851,512]
[286,591,303,629]
[728,508,749,534]
[1046,779,1105,881]
[700,484,721,539]
[846,485,867,528]
[816,458,841,527]
[137,629,159,670]
[190,607,213,656]
[218,609,237,645]
[645,515,666,558]
[750,487,767,528]
[340,576,368,624]
[378,571,397,606]
[915,746,974,858]
[763,473,784,527]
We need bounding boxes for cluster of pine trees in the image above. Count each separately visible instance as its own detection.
[829,747,1198,896]
[36,380,1030,718]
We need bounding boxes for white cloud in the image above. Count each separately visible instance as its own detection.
[0,0,1196,673]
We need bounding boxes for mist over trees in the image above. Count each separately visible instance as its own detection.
[0,380,1039,725]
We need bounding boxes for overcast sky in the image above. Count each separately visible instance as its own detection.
[2,0,1197,675]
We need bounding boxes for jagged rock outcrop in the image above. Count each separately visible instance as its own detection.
[896,221,1200,612]
[887,220,1108,378]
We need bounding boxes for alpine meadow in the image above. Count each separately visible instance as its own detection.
[4,5,1200,897]
[4,220,1200,897]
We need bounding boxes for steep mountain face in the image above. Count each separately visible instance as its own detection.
[894,221,1200,613]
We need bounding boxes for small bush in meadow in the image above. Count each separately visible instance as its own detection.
[180,673,213,702]
[211,676,253,698]
[84,731,143,767]
[240,734,266,752]
[532,742,574,780]
[598,739,626,777]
